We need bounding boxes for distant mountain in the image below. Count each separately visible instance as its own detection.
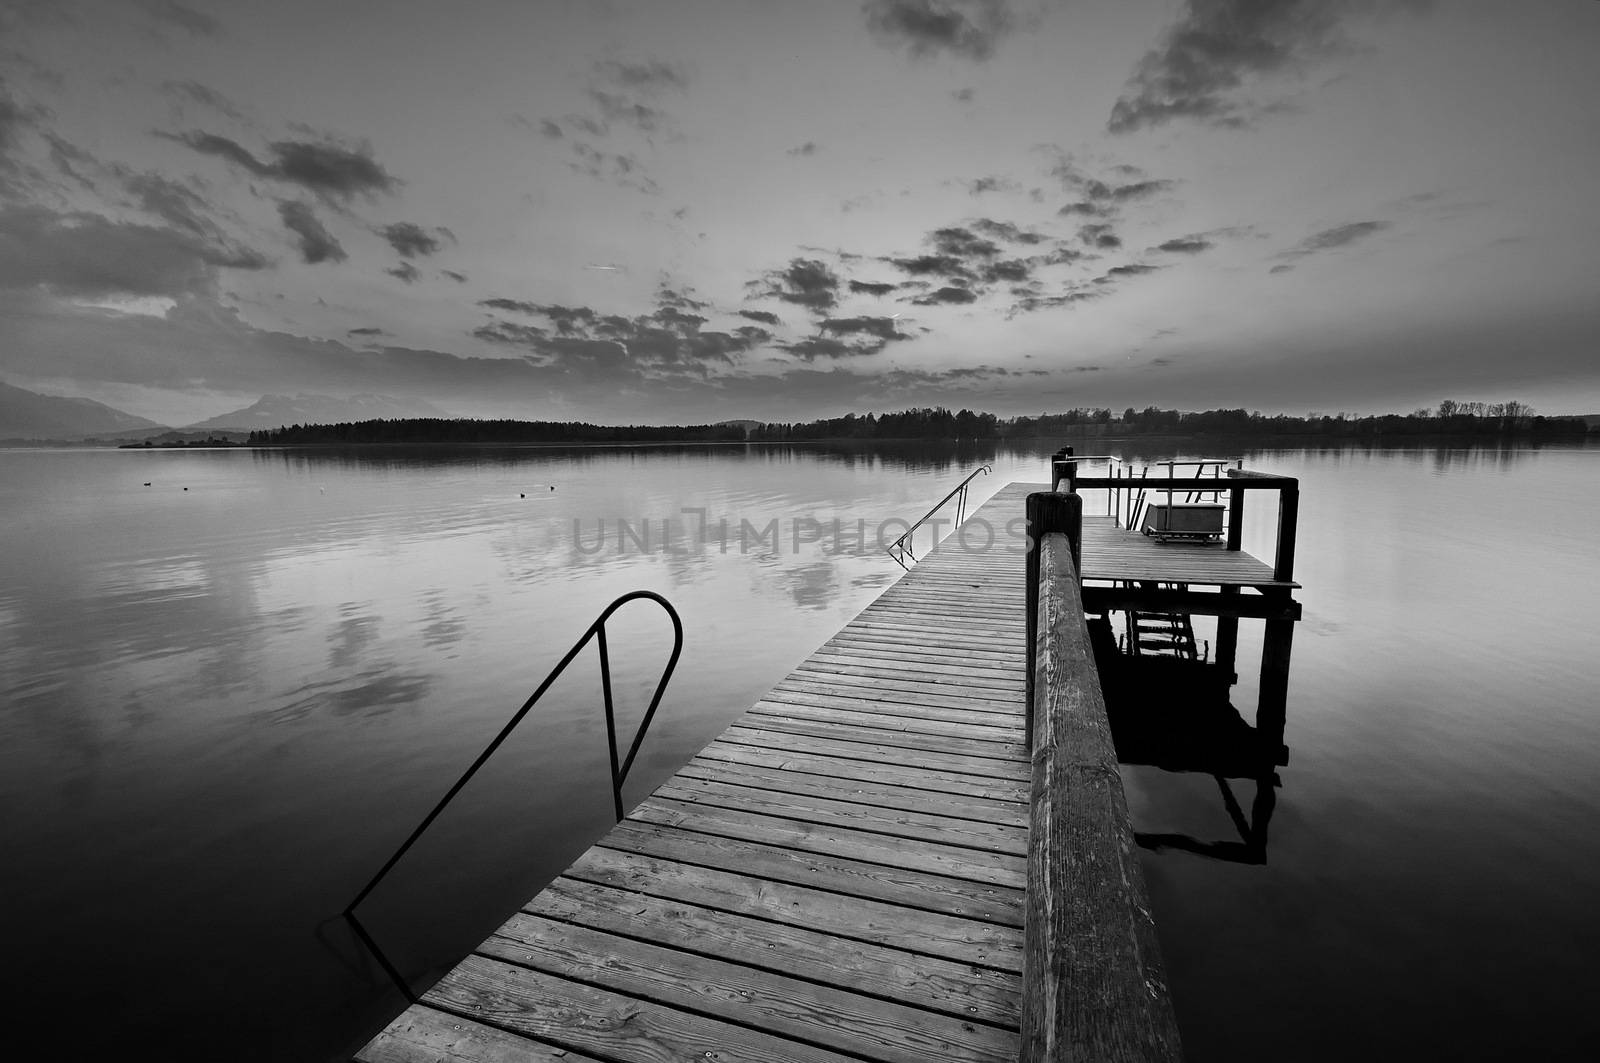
[183,393,452,432]
[0,380,167,441]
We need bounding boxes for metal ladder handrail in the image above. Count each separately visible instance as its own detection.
[343,590,682,967]
[885,464,991,569]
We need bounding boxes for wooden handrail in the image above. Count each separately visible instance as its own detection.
[1022,493,1183,1061]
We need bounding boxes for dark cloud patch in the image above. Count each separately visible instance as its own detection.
[276,200,346,264]
[386,262,421,284]
[1008,287,1104,314]
[121,171,216,237]
[967,175,1018,196]
[752,258,840,313]
[738,308,782,326]
[567,142,659,194]
[1269,264,1294,274]
[864,0,1014,62]
[587,89,668,134]
[778,335,898,361]
[1109,179,1173,201]
[133,0,220,38]
[1057,201,1105,217]
[982,258,1031,283]
[1157,235,1213,254]
[475,290,773,374]
[160,80,245,122]
[970,218,1044,245]
[0,204,266,300]
[822,316,910,342]
[538,119,563,139]
[1277,220,1390,261]
[912,285,978,306]
[595,59,689,93]
[884,253,970,279]
[164,131,399,204]
[1100,263,1162,280]
[788,141,818,157]
[952,88,975,102]
[848,280,897,297]
[930,226,999,258]
[1078,223,1121,249]
[381,221,452,258]
[1107,0,1409,133]
[348,326,386,337]
[441,269,468,283]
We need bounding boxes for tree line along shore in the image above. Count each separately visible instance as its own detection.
[241,402,1591,446]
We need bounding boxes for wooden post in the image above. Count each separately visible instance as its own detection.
[1226,484,1244,552]
[1022,527,1183,1062]
[1025,491,1082,750]
[1273,483,1299,583]
[1257,614,1294,743]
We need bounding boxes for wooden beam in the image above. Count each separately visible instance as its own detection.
[1021,531,1183,1062]
[1082,585,1302,620]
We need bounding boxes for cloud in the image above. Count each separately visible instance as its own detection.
[912,285,978,306]
[1100,263,1162,279]
[967,175,1018,195]
[386,262,421,284]
[930,226,999,258]
[1007,287,1104,314]
[952,88,975,102]
[1078,223,1121,249]
[0,204,266,299]
[863,0,1015,61]
[1107,1,1422,133]
[969,218,1045,245]
[982,258,1032,283]
[537,119,563,139]
[120,171,219,237]
[475,289,773,375]
[133,0,220,38]
[883,253,970,279]
[276,200,346,264]
[587,89,669,134]
[163,130,399,204]
[738,308,782,326]
[595,59,689,93]
[441,270,468,284]
[160,80,246,122]
[567,142,659,194]
[821,316,911,342]
[381,221,452,258]
[751,258,840,313]
[347,326,386,337]
[848,280,898,297]
[1156,235,1213,253]
[1276,220,1390,261]
[787,141,818,157]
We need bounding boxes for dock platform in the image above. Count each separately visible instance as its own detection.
[357,487,1034,1063]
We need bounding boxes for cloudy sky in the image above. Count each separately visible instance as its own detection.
[2,0,1596,425]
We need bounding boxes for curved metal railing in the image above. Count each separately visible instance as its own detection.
[885,464,991,569]
[341,590,682,1000]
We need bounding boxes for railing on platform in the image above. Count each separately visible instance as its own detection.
[1022,491,1184,1062]
[884,464,991,569]
[341,590,683,1002]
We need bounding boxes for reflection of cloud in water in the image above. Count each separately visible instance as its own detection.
[328,606,380,669]
[419,591,467,650]
[784,561,840,610]
[263,670,434,723]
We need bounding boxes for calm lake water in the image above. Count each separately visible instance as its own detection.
[2,440,1597,1060]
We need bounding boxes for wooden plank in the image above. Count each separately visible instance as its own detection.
[423,955,859,1063]
[727,714,1028,760]
[630,798,1028,888]
[796,654,1025,688]
[654,776,1028,855]
[585,829,1025,937]
[481,915,1017,1063]
[678,757,1030,823]
[694,740,1030,803]
[750,698,1023,745]
[705,730,1033,786]
[527,877,1022,1027]
[761,683,1022,723]
[354,1008,604,1063]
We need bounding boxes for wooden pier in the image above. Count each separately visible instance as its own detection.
[355,469,1300,1063]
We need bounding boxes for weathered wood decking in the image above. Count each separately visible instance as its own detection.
[356,488,1035,1063]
